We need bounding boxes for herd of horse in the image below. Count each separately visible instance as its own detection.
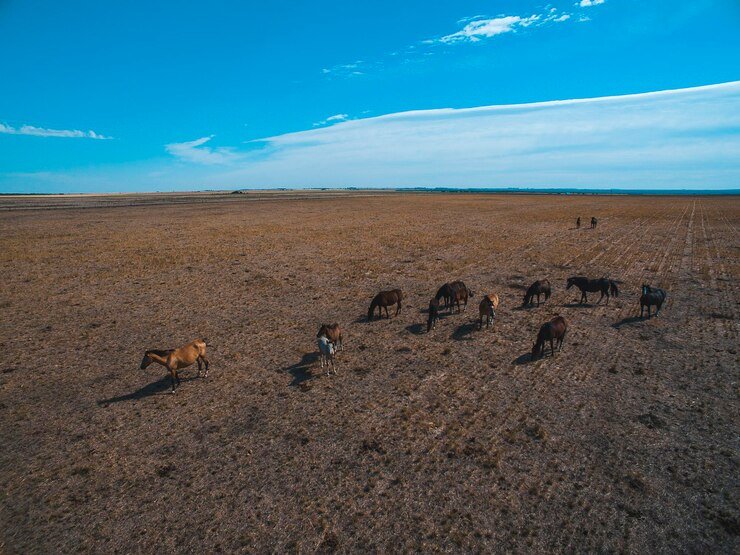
[140,214,669,391]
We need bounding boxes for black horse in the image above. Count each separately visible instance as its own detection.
[435,283,454,311]
[566,276,619,305]
[640,284,667,318]
[427,298,440,332]
[523,279,551,307]
[591,217,598,229]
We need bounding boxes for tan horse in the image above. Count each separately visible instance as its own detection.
[140,339,209,393]
[478,294,499,330]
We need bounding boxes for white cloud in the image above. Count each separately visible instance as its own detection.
[579,0,605,7]
[428,9,573,45]
[313,113,349,127]
[0,122,112,139]
[219,82,740,190]
[164,135,240,165]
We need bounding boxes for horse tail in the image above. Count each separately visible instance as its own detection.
[610,280,619,297]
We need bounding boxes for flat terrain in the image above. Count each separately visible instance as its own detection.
[0,192,738,553]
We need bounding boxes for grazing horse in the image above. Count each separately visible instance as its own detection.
[640,284,667,318]
[449,280,474,313]
[427,298,440,332]
[317,323,343,351]
[368,289,403,320]
[576,217,581,229]
[591,217,598,229]
[478,295,497,330]
[317,335,336,375]
[140,339,209,394]
[523,279,551,307]
[566,276,619,305]
[532,316,567,359]
[435,283,454,310]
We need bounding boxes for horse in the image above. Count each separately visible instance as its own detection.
[591,217,598,229]
[317,323,343,351]
[566,276,619,305]
[317,335,336,375]
[532,316,567,359]
[435,283,454,311]
[478,295,497,330]
[368,289,403,320]
[640,284,667,318]
[523,279,551,307]
[449,280,474,313]
[140,339,209,394]
[576,217,581,229]
[427,298,440,332]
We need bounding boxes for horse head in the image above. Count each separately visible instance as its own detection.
[531,342,542,359]
[566,278,574,290]
[140,352,154,369]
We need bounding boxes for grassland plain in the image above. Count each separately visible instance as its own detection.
[0,192,737,553]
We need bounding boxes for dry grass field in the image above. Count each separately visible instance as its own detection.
[0,192,738,553]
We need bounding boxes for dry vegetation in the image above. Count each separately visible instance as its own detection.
[0,192,738,553]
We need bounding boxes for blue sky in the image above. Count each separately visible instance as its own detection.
[1,0,739,192]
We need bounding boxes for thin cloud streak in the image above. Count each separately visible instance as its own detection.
[0,122,112,139]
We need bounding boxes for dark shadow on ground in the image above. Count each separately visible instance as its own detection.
[452,321,477,341]
[285,352,319,386]
[612,316,643,329]
[97,375,199,405]
[405,323,426,335]
[512,352,534,365]
[562,302,595,309]
[512,304,546,311]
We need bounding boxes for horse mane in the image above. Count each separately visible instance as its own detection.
[146,349,174,357]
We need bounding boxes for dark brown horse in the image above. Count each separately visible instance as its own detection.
[478,296,496,330]
[449,280,473,313]
[591,217,598,229]
[566,276,619,305]
[576,217,581,229]
[427,298,440,332]
[317,323,343,351]
[640,284,667,318]
[523,279,551,307]
[435,283,454,310]
[532,316,567,359]
[368,289,403,320]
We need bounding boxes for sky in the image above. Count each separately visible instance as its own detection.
[1,0,739,193]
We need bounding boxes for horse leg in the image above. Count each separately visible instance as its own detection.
[169,368,177,393]
[196,358,202,377]
[202,356,209,378]
[640,304,644,318]
[550,338,555,357]
[396,301,401,316]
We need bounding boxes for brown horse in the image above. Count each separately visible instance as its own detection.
[140,339,209,393]
[317,323,343,351]
[427,297,440,332]
[449,281,473,313]
[368,289,403,320]
[523,279,551,307]
[478,294,498,330]
[532,316,567,359]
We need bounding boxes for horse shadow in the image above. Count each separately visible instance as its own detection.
[452,321,477,341]
[512,352,534,365]
[612,316,643,329]
[285,352,319,386]
[405,323,426,335]
[562,302,594,309]
[512,304,537,312]
[97,375,200,405]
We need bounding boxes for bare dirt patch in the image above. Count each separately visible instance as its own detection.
[0,192,738,552]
